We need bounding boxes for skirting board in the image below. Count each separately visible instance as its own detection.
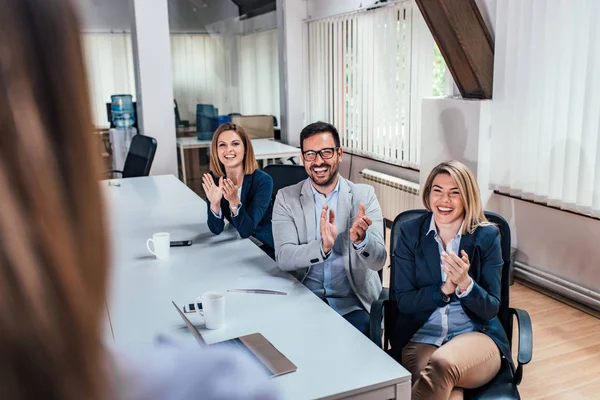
[514,261,600,312]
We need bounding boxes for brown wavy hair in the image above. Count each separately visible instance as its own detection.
[0,0,109,399]
[209,122,258,177]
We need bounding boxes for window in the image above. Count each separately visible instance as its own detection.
[306,0,440,168]
[490,0,600,218]
[238,29,280,123]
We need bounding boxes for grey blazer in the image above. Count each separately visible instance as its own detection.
[272,177,386,312]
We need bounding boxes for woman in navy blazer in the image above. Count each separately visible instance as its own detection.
[391,161,510,400]
[202,123,274,251]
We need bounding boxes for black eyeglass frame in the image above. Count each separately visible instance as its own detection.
[301,147,340,161]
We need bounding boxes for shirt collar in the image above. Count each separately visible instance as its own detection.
[427,215,464,241]
[310,176,341,198]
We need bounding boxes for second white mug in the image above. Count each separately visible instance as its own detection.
[146,232,170,259]
[195,291,225,330]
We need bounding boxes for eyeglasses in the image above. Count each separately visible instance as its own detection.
[302,147,339,162]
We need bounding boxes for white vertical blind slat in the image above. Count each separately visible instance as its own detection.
[491,0,600,219]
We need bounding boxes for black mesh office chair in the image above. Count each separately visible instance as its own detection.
[369,210,532,399]
[262,164,309,203]
[111,134,157,178]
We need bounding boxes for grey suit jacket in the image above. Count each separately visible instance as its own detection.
[272,176,386,312]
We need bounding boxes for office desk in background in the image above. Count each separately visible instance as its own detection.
[176,137,301,185]
[102,175,410,400]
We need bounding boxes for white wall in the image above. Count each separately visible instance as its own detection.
[277,0,308,146]
[419,98,493,205]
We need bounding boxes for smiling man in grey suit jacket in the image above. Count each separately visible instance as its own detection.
[272,122,386,335]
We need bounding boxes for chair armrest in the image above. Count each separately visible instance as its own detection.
[379,287,389,301]
[509,307,533,385]
[369,299,390,348]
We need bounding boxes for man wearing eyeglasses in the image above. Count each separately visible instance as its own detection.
[272,121,386,335]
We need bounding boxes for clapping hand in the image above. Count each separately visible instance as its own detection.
[442,250,472,292]
[220,177,240,206]
[202,173,223,212]
[320,205,338,254]
[350,203,372,245]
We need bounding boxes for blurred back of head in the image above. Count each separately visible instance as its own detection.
[0,0,109,399]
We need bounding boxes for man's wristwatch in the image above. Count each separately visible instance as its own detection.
[441,285,451,303]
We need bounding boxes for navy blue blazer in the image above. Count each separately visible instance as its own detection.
[206,169,274,248]
[390,213,512,365]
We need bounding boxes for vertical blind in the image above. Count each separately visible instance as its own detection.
[490,0,600,218]
[81,34,136,128]
[238,29,280,123]
[306,0,433,168]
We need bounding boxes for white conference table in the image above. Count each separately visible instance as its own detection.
[176,137,301,185]
[102,175,410,400]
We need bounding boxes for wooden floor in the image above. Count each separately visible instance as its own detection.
[382,227,600,399]
[510,283,600,399]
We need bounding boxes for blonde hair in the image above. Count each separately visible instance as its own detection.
[209,122,258,177]
[0,0,109,399]
[422,160,492,234]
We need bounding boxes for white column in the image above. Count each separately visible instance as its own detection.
[277,0,308,147]
[131,0,177,176]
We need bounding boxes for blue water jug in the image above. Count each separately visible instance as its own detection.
[111,94,135,128]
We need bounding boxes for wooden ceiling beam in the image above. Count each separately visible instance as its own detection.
[415,0,494,99]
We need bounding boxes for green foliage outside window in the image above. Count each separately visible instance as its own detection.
[432,43,446,97]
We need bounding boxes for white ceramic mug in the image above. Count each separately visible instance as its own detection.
[146,232,170,259]
[195,291,225,330]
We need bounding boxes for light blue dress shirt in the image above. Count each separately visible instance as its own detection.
[303,180,364,316]
[410,217,476,346]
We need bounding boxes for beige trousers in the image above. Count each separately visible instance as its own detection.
[401,332,501,400]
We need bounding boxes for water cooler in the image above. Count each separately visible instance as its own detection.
[109,94,137,171]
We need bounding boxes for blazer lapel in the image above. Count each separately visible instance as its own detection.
[240,173,252,203]
[336,177,351,237]
[459,230,477,280]
[300,179,316,242]
[421,214,443,283]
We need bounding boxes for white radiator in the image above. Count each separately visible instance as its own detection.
[360,169,421,221]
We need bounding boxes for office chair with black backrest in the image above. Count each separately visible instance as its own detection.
[111,134,157,178]
[378,219,389,301]
[262,164,309,203]
[369,209,532,399]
